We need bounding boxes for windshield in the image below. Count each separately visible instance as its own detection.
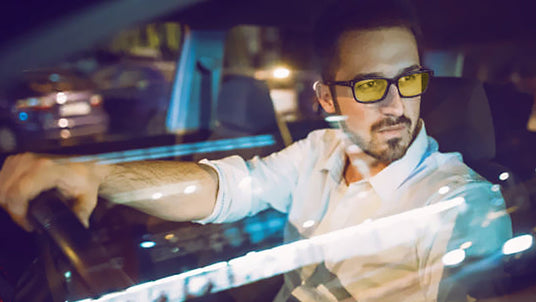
[0,1,535,302]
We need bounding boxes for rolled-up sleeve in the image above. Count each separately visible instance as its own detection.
[194,133,316,224]
[194,156,252,224]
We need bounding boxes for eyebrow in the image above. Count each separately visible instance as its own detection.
[350,64,421,81]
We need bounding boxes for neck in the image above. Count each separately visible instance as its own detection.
[343,152,387,185]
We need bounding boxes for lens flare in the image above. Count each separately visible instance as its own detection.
[273,67,290,79]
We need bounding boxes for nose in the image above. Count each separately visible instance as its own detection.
[378,83,404,116]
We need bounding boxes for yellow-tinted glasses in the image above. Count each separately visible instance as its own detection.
[324,68,434,104]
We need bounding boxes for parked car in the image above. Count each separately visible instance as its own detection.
[0,70,109,153]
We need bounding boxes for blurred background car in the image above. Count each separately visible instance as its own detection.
[0,69,109,153]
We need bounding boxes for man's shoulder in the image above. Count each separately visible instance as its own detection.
[429,149,486,181]
[412,149,491,203]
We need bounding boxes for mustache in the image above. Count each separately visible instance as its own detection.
[370,116,412,132]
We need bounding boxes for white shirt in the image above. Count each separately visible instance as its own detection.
[197,124,512,302]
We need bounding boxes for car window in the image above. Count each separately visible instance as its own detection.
[1,1,536,302]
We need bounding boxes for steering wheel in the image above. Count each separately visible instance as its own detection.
[14,189,134,302]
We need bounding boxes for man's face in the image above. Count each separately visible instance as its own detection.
[320,27,421,163]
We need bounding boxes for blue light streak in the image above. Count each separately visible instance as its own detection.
[66,135,275,165]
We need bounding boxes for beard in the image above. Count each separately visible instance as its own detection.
[344,116,419,164]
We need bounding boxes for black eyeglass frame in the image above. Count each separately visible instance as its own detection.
[324,68,434,104]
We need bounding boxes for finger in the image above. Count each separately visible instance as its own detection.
[55,163,101,228]
[4,157,59,230]
[0,155,34,226]
[10,213,34,232]
[70,189,99,228]
[0,153,45,207]
[0,154,30,206]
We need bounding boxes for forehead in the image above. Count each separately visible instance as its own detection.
[335,27,420,80]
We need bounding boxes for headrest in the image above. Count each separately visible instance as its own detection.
[483,82,533,141]
[421,77,496,162]
[216,74,278,134]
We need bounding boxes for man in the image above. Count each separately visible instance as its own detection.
[0,0,511,301]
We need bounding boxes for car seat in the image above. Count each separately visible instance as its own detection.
[483,82,536,180]
[421,76,533,301]
[421,77,530,233]
[194,74,285,161]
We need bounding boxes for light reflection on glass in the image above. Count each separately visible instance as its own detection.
[73,197,466,302]
[110,182,202,204]
[484,209,509,227]
[140,241,156,249]
[324,115,348,123]
[460,241,472,249]
[187,275,209,295]
[499,172,509,181]
[491,184,501,192]
[438,186,450,195]
[442,249,465,266]
[302,220,315,228]
[346,144,360,153]
[64,135,275,165]
[502,234,533,255]
[238,177,252,191]
[184,185,197,194]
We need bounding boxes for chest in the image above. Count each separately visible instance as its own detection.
[286,171,385,241]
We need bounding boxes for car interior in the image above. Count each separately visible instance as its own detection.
[0,0,536,301]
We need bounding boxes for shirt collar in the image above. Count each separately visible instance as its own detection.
[369,122,430,202]
[317,120,432,202]
[315,129,347,180]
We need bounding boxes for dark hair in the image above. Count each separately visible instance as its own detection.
[313,0,422,81]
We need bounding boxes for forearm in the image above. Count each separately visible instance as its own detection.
[97,161,219,221]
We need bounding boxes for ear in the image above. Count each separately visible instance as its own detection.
[314,81,336,114]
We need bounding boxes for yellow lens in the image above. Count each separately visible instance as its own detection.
[398,72,429,97]
[353,79,388,102]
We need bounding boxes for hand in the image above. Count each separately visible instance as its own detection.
[0,153,108,231]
